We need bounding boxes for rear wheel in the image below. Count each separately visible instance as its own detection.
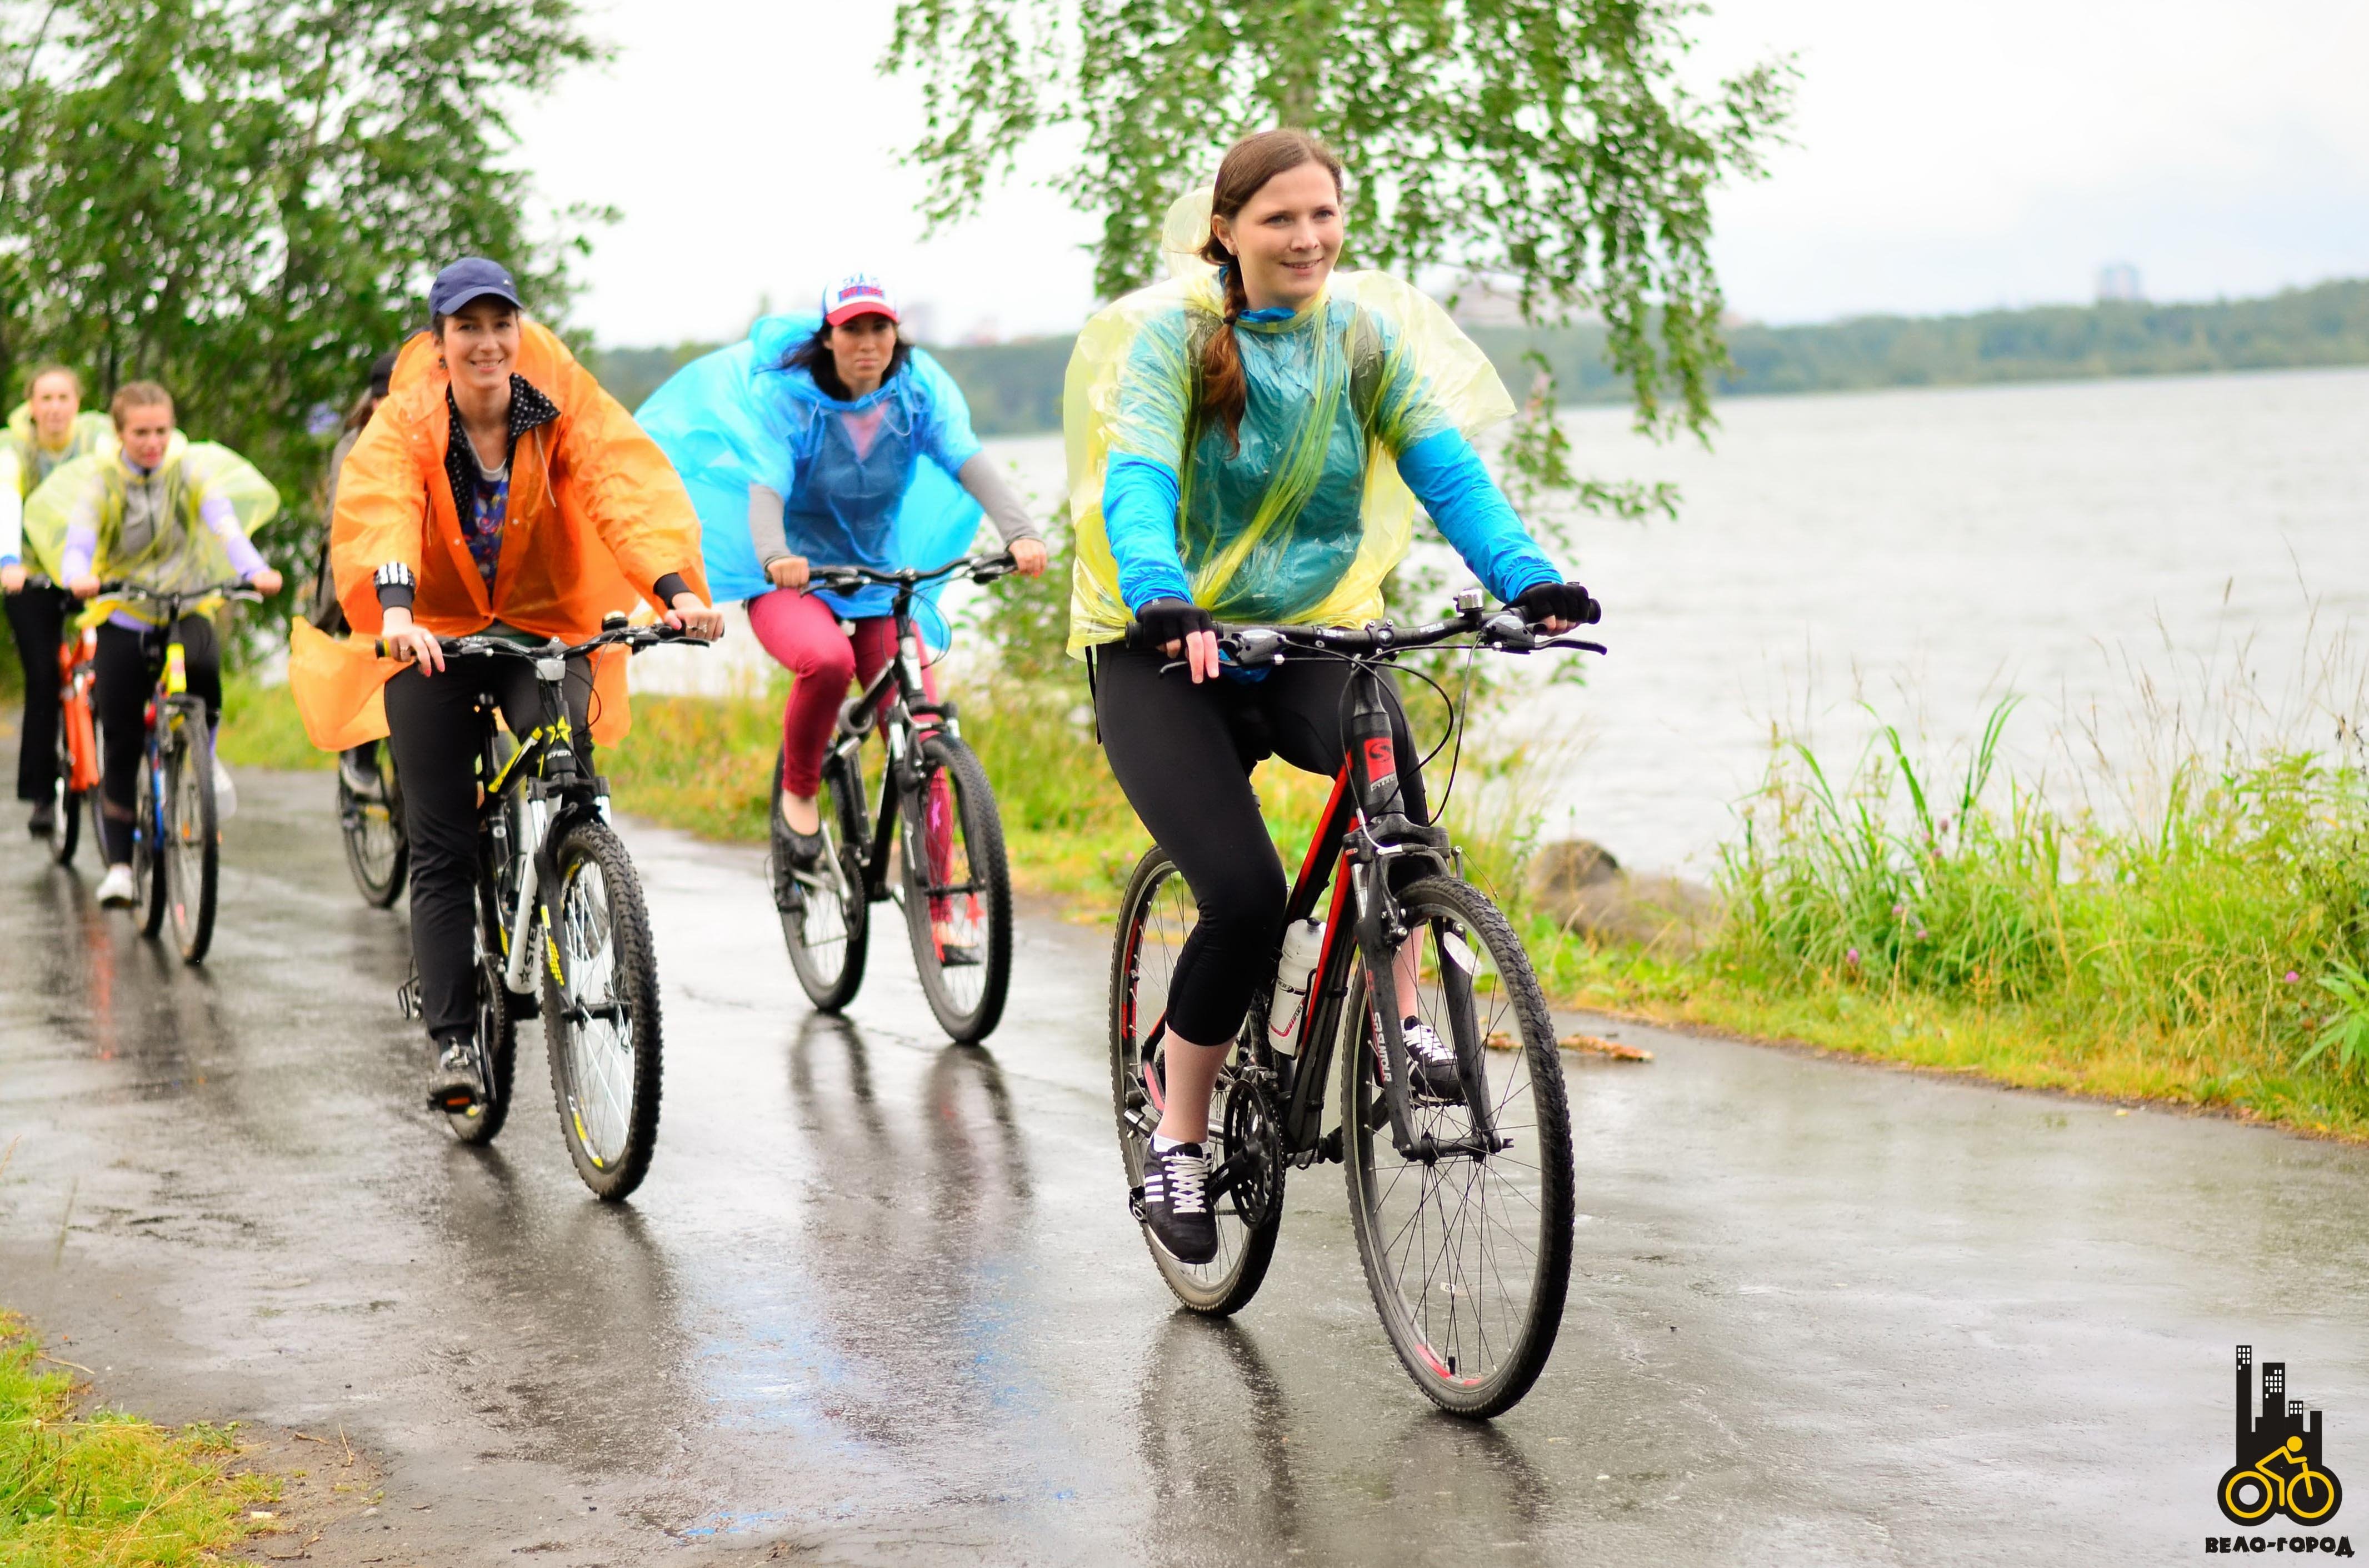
[1341,875,1574,1418]
[898,733,1012,1043]
[445,875,517,1145]
[775,741,868,1011]
[338,740,408,907]
[1108,847,1282,1315]
[542,817,663,1201]
[47,713,80,866]
[161,710,220,963]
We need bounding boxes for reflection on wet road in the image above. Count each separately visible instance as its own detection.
[2,766,2365,1565]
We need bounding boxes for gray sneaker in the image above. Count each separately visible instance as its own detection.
[427,1037,486,1113]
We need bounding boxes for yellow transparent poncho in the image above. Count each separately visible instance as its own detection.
[24,437,279,623]
[1063,193,1515,657]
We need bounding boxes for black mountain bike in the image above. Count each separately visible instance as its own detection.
[1109,595,1603,1417]
[385,615,702,1200]
[337,740,407,907]
[96,580,261,963]
[772,553,1017,1044]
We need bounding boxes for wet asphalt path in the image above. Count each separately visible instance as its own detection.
[2,762,2366,1566]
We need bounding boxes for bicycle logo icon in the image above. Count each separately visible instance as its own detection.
[2221,1346,2344,1527]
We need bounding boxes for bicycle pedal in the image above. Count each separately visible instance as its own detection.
[395,976,420,1020]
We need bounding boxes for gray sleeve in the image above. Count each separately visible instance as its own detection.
[747,483,792,566]
[955,453,1042,546]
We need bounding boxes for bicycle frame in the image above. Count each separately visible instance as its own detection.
[98,582,255,858]
[56,624,98,795]
[807,555,1007,905]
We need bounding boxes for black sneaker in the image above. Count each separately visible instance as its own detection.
[1137,1139,1217,1264]
[1402,1017,1465,1102]
[774,794,824,868]
[427,1036,487,1113]
[27,800,54,838]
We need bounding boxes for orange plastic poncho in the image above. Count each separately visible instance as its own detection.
[288,322,709,750]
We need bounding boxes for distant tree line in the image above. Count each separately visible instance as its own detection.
[596,277,2369,440]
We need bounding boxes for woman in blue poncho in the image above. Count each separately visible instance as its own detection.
[640,274,1044,860]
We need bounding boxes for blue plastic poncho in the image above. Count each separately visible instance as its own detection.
[638,314,986,637]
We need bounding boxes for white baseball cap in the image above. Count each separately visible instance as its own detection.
[821,272,899,326]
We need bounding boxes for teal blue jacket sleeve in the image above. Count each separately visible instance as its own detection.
[1102,452,1193,611]
[1395,428,1561,605]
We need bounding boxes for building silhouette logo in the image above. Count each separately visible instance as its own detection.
[2221,1346,2343,1526]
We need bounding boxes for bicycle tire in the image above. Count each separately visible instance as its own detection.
[47,715,79,866]
[132,745,169,937]
[445,881,518,1145]
[161,711,220,963]
[1340,874,1573,1418]
[542,817,663,1201]
[898,732,1013,1043]
[1108,846,1283,1315]
[774,741,868,1012]
[339,740,408,907]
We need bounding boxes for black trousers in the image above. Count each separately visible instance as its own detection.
[5,582,73,803]
[382,652,593,1040]
[95,616,221,865]
[1090,643,1427,1045]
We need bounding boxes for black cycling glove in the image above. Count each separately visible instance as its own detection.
[1513,580,1602,627]
[1136,597,1216,650]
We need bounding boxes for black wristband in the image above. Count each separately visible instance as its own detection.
[653,571,690,605]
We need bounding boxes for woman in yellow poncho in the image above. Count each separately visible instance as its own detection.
[1064,128,1600,1265]
[29,382,282,907]
[0,365,114,836]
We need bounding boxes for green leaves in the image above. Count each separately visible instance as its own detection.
[883,0,1794,438]
[2297,961,2369,1077]
[0,0,602,631]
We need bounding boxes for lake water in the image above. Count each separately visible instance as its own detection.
[651,367,2366,876]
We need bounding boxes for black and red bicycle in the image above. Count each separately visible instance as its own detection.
[1108,592,1603,1417]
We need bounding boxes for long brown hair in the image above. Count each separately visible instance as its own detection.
[1195,128,1344,454]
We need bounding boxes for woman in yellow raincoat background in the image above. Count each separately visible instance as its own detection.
[0,366,115,836]
[1064,128,1600,1264]
[23,381,281,905]
[289,256,722,1111]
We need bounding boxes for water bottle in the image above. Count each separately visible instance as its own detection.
[1266,920,1325,1056]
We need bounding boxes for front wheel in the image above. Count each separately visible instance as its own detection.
[131,739,171,938]
[1108,847,1282,1315]
[898,733,1013,1043]
[1341,874,1575,1418]
[160,711,221,963]
[542,818,663,1201]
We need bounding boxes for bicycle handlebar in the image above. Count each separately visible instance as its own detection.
[373,620,708,663]
[90,579,264,610]
[1123,603,1607,666]
[803,551,1018,597]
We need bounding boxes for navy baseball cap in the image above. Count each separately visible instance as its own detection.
[428,257,523,319]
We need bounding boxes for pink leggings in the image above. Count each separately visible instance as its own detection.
[747,588,963,930]
[747,587,941,795]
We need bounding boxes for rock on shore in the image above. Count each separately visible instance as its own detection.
[1525,840,1722,956]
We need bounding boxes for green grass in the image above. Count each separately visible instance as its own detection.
[213,666,2369,1142]
[1,1312,272,1565]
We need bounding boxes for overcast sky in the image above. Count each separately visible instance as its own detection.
[511,0,2369,348]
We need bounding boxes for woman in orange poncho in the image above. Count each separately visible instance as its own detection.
[296,257,723,1112]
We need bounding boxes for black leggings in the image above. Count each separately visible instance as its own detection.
[1091,642,1427,1045]
[5,582,73,803]
[382,652,593,1040]
[96,616,221,865]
